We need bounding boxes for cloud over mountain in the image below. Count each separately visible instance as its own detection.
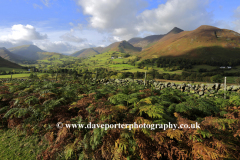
[60,32,87,43]
[76,0,215,40]
[233,6,240,33]
[0,24,47,48]
[34,40,95,54]
[76,0,147,40]
[136,0,214,33]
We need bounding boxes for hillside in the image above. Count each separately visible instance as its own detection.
[36,52,64,60]
[0,47,25,63]
[8,44,45,60]
[71,48,101,58]
[0,56,22,68]
[139,25,240,60]
[71,40,141,58]
[128,27,184,49]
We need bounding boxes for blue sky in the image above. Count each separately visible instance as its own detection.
[0,0,239,54]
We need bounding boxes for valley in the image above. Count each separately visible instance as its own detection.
[1,25,240,160]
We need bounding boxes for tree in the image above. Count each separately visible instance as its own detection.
[163,74,170,80]
[117,73,123,79]
[29,72,39,79]
[40,74,49,80]
[210,74,222,83]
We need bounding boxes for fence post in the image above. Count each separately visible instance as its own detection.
[144,71,147,86]
[95,70,97,83]
[56,72,58,81]
[224,77,226,99]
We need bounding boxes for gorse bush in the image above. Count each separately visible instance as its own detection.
[0,79,239,160]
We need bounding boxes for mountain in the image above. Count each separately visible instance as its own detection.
[0,47,25,63]
[71,48,102,58]
[35,52,65,60]
[8,44,45,60]
[8,45,66,60]
[0,56,22,68]
[139,25,240,60]
[71,40,141,58]
[128,27,184,49]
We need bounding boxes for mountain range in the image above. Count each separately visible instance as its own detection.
[128,27,184,49]
[71,27,183,58]
[1,25,240,69]
[71,40,142,58]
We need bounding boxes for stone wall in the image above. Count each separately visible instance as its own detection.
[1,78,239,96]
[91,78,240,96]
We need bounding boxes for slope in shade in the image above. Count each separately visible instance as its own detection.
[0,47,25,63]
[8,45,45,60]
[0,56,22,68]
[8,45,67,61]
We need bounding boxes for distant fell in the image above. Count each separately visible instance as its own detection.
[166,27,184,34]
[8,44,45,60]
[139,25,240,60]
[71,47,104,58]
[128,27,184,49]
[0,47,25,63]
[71,40,141,58]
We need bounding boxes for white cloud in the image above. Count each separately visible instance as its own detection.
[98,44,106,47]
[76,0,215,40]
[0,24,47,48]
[76,0,148,39]
[233,6,240,33]
[106,36,122,43]
[136,0,214,33]
[34,40,95,54]
[60,32,87,43]
[41,0,50,7]
[0,40,33,48]
[33,4,43,9]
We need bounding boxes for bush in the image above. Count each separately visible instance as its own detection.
[210,74,222,83]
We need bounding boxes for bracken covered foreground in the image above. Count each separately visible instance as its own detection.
[0,79,240,160]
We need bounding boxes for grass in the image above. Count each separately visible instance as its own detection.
[0,128,50,160]
[0,73,46,79]
[226,76,239,84]
[188,65,217,72]
[0,67,27,72]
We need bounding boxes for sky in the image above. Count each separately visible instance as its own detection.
[0,0,240,54]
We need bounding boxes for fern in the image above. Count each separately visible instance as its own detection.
[0,106,9,113]
[139,104,165,119]
[64,143,75,160]
[3,108,19,118]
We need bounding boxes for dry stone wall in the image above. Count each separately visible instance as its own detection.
[91,78,240,96]
[1,78,239,96]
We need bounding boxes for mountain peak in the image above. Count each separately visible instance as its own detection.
[167,27,184,34]
[195,25,220,31]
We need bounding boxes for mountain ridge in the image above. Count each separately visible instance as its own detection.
[128,27,184,49]
[139,25,240,60]
[8,44,46,60]
[71,40,141,58]
[0,47,25,63]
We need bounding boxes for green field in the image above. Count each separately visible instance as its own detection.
[0,67,27,72]
[0,73,46,79]
[188,65,217,71]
